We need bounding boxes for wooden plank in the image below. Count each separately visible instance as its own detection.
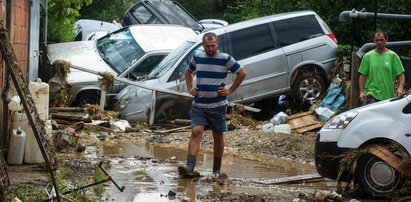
[50,107,85,113]
[287,111,312,120]
[242,173,323,185]
[155,126,191,134]
[288,114,318,130]
[295,123,323,133]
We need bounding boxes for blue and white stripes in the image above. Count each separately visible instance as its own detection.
[188,51,242,108]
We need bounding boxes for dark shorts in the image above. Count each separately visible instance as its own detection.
[361,94,380,106]
[190,105,228,132]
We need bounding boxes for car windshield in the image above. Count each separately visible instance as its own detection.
[96,29,145,74]
[149,1,203,31]
[148,41,195,79]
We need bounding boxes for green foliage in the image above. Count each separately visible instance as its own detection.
[79,0,135,22]
[47,0,92,42]
[336,44,359,63]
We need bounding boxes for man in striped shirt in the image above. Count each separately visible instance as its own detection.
[178,32,246,177]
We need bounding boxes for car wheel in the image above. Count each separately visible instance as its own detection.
[355,153,405,197]
[73,91,100,107]
[293,73,326,103]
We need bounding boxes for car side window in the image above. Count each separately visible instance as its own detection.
[273,15,324,47]
[230,24,275,60]
[132,4,161,24]
[129,55,166,80]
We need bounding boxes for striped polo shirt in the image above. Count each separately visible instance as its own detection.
[187,51,242,108]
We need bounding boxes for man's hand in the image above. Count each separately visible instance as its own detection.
[189,87,199,97]
[218,87,232,96]
[359,92,367,104]
[396,86,404,97]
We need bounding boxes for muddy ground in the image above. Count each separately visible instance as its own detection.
[6,128,319,201]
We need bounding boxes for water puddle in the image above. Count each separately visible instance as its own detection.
[100,142,337,201]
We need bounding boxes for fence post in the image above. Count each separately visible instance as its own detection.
[350,52,361,109]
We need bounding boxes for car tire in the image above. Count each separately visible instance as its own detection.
[293,73,326,104]
[73,91,100,107]
[355,153,405,197]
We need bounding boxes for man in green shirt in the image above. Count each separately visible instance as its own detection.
[359,30,405,105]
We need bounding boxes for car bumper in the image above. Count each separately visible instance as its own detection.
[314,133,350,181]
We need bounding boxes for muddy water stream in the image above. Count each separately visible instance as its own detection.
[98,142,336,201]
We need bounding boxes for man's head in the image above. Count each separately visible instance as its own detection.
[373,29,388,50]
[202,32,218,56]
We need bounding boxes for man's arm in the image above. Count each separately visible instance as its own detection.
[218,69,246,96]
[185,68,198,96]
[359,74,367,103]
[395,73,405,96]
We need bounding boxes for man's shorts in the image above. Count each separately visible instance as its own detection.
[190,105,228,132]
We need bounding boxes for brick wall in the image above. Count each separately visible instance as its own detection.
[12,0,29,77]
[0,0,29,85]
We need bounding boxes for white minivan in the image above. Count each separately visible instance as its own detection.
[39,25,197,106]
[315,94,411,197]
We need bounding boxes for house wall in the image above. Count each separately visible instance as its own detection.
[0,0,30,149]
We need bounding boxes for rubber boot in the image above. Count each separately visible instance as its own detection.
[178,155,196,175]
[212,157,222,175]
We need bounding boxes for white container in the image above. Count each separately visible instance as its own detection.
[12,113,45,164]
[7,129,26,165]
[29,78,49,121]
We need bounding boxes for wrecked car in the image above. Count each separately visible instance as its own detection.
[40,25,197,106]
[116,10,338,123]
[121,0,228,33]
[315,94,411,197]
[73,19,121,41]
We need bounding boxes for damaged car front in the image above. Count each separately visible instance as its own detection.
[315,94,411,197]
[40,25,196,106]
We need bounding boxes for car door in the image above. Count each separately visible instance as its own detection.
[227,23,288,103]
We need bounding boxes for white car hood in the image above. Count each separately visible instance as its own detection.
[46,41,117,83]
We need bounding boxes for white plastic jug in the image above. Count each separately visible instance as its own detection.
[29,78,49,121]
[7,128,26,165]
[12,112,45,164]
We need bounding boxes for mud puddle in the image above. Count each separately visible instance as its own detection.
[99,142,337,201]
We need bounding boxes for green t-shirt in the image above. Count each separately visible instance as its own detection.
[358,50,404,100]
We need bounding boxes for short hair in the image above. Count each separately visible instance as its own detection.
[374,29,388,39]
[202,32,217,42]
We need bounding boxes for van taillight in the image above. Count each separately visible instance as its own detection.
[327,33,338,44]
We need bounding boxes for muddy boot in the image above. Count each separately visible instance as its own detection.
[212,157,222,176]
[178,155,196,175]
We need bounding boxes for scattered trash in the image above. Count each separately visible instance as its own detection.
[315,74,345,120]
[167,190,177,196]
[288,112,322,133]
[261,123,275,132]
[8,96,22,111]
[270,111,288,125]
[274,124,291,134]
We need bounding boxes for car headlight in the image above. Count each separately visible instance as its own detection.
[323,111,358,129]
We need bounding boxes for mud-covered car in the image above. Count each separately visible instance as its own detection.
[116,10,338,123]
[40,25,196,106]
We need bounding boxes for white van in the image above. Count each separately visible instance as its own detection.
[315,94,411,197]
[39,25,197,106]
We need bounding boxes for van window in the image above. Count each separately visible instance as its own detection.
[273,15,324,47]
[230,24,275,60]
